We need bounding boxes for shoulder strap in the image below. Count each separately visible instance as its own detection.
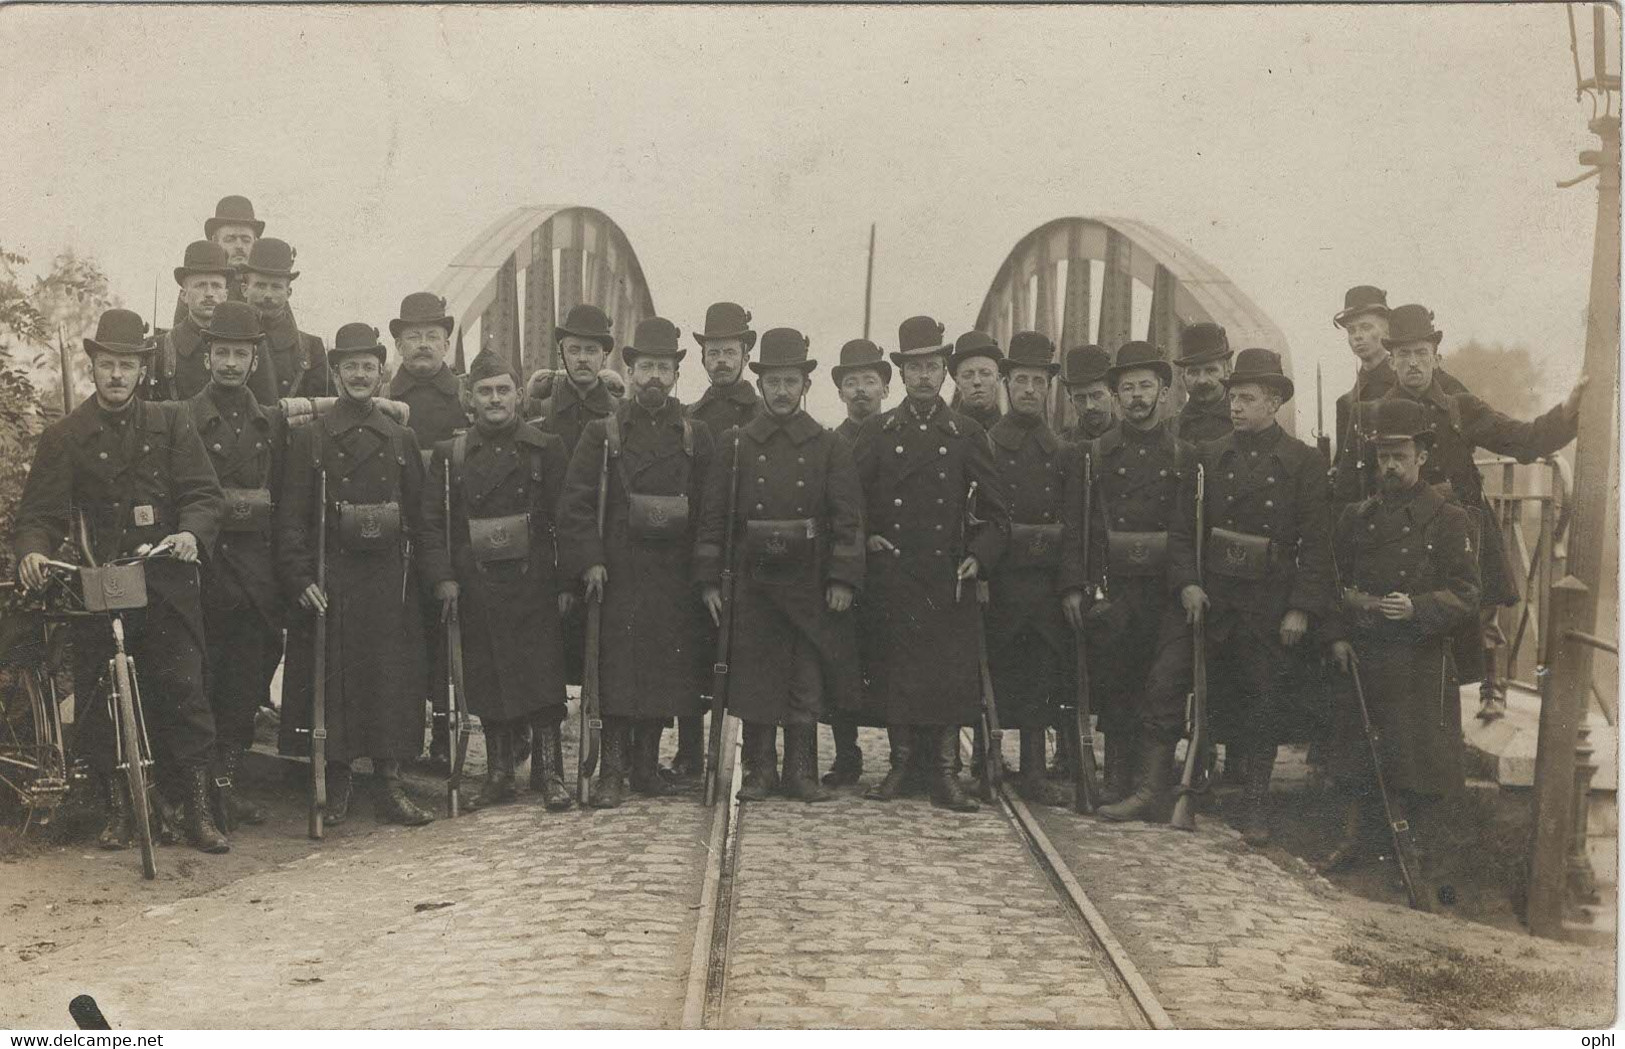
[161,330,178,383]
[450,432,468,486]
[604,412,622,458]
[681,416,694,457]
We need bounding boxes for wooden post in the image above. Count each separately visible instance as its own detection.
[1527,114,1619,940]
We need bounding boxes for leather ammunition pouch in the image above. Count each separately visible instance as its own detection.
[81,564,149,612]
[337,501,402,552]
[627,494,689,541]
[468,513,531,565]
[220,487,274,533]
[1206,527,1272,581]
[743,518,819,565]
[1106,530,1168,577]
[1006,523,1063,570]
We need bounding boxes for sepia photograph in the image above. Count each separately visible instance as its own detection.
[0,1,1619,1033]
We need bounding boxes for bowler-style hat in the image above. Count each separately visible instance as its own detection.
[1174,322,1232,367]
[1060,345,1112,388]
[749,327,816,375]
[389,292,455,338]
[1333,285,1390,329]
[204,195,265,239]
[694,302,757,351]
[889,315,950,367]
[328,322,388,365]
[1222,347,1294,402]
[83,308,155,359]
[949,330,1003,375]
[1365,398,1436,446]
[1106,340,1172,387]
[830,338,892,387]
[174,240,234,286]
[200,301,262,345]
[1381,304,1444,350]
[241,238,299,281]
[622,317,685,364]
[998,330,1059,377]
[554,303,615,351]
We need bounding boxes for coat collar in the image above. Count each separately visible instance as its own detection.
[323,396,392,436]
[1366,479,1445,530]
[695,379,760,411]
[1098,419,1166,457]
[989,412,1058,454]
[468,419,549,451]
[1182,395,1229,423]
[169,313,205,358]
[189,384,272,432]
[883,396,964,437]
[744,408,823,445]
[619,395,686,431]
[553,376,617,415]
[1216,422,1284,458]
[389,362,461,399]
[259,306,303,351]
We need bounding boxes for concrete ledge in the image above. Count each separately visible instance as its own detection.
[1461,685,1617,791]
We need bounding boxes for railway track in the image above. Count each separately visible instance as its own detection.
[679,722,1172,1030]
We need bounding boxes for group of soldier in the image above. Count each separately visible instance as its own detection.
[8,196,1589,896]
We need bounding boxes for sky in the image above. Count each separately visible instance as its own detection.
[0,3,1612,429]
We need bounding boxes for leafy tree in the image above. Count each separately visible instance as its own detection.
[1441,340,1542,419]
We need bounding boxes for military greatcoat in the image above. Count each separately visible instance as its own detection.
[276,399,428,763]
[694,410,865,725]
[853,397,1009,727]
[1060,420,1195,741]
[1164,423,1335,745]
[1173,395,1231,444]
[261,307,330,400]
[149,314,278,406]
[982,413,1073,730]
[1329,482,1479,796]
[689,380,761,435]
[184,385,286,749]
[391,363,468,454]
[558,398,715,720]
[12,398,224,771]
[421,421,570,723]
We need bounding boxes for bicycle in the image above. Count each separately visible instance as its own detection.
[22,542,176,880]
[0,581,77,832]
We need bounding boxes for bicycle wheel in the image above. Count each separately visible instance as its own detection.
[111,654,156,880]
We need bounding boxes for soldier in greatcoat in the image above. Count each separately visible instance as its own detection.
[1160,349,1335,843]
[150,241,278,405]
[1171,323,1234,444]
[559,318,715,808]
[170,195,263,326]
[1062,341,1197,818]
[1321,399,1480,878]
[242,238,329,401]
[822,338,891,784]
[853,315,1009,813]
[681,302,763,780]
[695,328,865,802]
[383,292,468,772]
[13,308,229,853]
[277,322,434,827]
[982,332,1072,806]
[422,348,573,810]
[182,302,285,829]
[948,330,1004,433]
[1059,344,1117,445]
[1338,305,1585,718]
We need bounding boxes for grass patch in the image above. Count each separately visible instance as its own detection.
[1334,939,1596,1027]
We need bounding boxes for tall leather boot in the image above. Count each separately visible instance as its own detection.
[590,720,630,809]
[672,714,704,778]
[374,758,435,826]
[1318,795,1367,873]
[1098,736,1175,823]
[822,719,863,786]
[182,764,230,854]
[213,745,268,831]
[467,722,517,810]
[1239,744,1276,846]
[1101,728,1137,806]
[326,761,354,825]
[783,724,832,803]
[530,717,573,811]
[930,727,979,812]
[865,726,914,801]
[736,722,777,802]
[632,720,677,797]
[902,727,932,796]
[1016,728,1064,806]
[96,772,132,850]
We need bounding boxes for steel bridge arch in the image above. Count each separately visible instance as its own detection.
[975,216,1294,431]
[427,205,656,375]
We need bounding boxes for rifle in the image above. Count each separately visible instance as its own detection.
[443,458,469,817]
[309,468,328,840]
[703,435,743,806]
[964,480,1004,799]
[1329,553,1431,911]
[1071,451,1102,813]
[1171,463,1207,831]
[577,438,609,805]
[56,326,74,415]
[1315,363,1337,503]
